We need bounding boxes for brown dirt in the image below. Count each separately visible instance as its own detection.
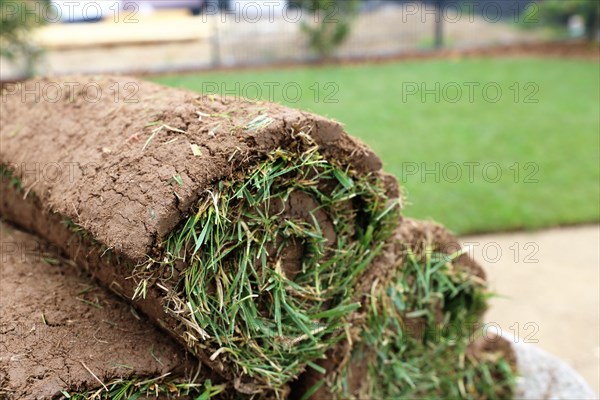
[0,220,200,399]
[0,76,397,393]
[394,218,486,280]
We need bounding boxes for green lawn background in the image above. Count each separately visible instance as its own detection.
[154,58,600,235]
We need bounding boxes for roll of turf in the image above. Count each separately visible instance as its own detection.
[0,77,401,396]
[298,219,515,399]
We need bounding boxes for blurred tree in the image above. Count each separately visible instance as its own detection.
[536,0,599,40]
[0,0,48,77]
[290,0,359,59]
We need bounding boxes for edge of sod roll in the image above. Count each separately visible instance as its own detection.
[64,375,227,400]
[129,141,400,391]
[296,219,516,399]
[0,219,210,399]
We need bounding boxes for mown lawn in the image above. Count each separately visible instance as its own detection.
[153,58,599,235]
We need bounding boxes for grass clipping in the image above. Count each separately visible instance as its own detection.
[130,141,398,393]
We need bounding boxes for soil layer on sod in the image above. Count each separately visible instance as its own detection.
[0,221,206,399]
[0,76,401,396]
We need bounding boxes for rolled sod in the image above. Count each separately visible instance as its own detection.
[0,77,515,398]
[297,219,515,399]
[0,221,213,399]
[0,77,401,396]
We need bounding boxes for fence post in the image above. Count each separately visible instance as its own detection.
[434,0,444,48]
[211,12,222,67]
